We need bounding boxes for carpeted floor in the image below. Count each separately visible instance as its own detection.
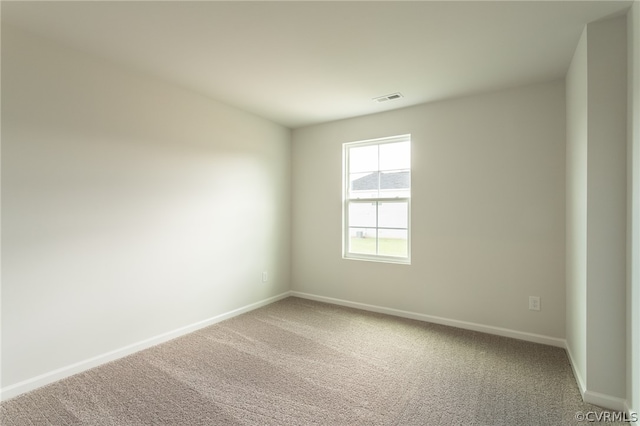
[0,297,626,425]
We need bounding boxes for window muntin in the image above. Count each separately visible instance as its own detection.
[343,135,410,263]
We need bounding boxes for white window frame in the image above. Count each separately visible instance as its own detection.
[342,134,411,264]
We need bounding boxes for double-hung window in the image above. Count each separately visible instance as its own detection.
[343,135,411,264]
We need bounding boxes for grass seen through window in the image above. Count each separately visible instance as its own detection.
[349,236,408,257]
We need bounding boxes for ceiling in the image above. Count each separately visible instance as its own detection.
[1,1,633,129]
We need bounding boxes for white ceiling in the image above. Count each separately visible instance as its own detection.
[1,1,633,129]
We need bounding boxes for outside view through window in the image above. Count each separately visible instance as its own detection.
[344,136,411,261]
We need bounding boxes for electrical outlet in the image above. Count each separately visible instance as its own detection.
[529,296,541,311]
[262,271,268,283]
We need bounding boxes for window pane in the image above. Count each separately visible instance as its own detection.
[379,141,410,171]
[379,171,410,198]
[348,202,377,227]
[349,228,377,254]
[378,202,408,228]
[349,172,379,199]
[378,229,408,257]
[349,145,378,173]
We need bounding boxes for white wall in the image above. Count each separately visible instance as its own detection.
[565,28,588,393]
[565,15,628,409]
[292,80,566,340]
[627,1,640,418]
[1,26,291,394]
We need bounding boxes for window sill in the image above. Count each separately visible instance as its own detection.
[343,254,411,265]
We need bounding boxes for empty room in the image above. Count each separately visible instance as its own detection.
[1,1,639,425]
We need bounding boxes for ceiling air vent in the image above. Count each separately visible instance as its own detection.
[373,93,404,103]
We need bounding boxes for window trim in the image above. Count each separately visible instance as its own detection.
[342,135,411,265]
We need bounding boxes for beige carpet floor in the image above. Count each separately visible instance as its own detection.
[0,297,626,425]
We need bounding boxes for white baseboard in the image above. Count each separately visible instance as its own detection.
[624,401,639,424]
[1,291,291,402]
[565,343,587,395]
[565,340,630,412]
[583,390,628,413]
[290,291,566,348]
